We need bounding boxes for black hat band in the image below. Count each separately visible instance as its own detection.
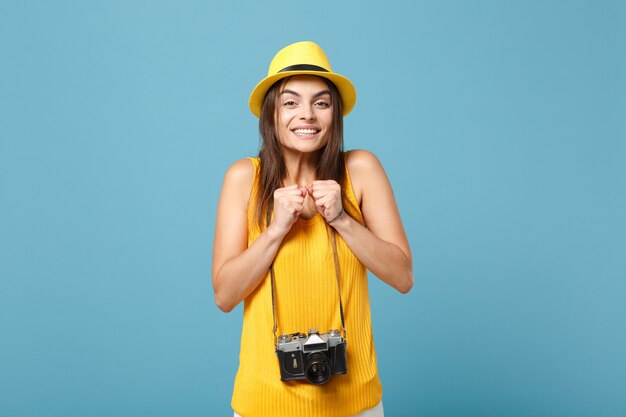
[278,64,329,73]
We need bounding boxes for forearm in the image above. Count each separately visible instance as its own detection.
[330,213,413,293]
[213,225,286,312]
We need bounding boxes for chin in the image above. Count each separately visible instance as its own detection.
[281,139,329,154]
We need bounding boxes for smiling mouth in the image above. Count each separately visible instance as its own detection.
[292,128,320,138]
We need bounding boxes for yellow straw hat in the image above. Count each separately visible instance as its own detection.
[249,41,357,117]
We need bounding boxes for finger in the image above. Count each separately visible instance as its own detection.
[311,182,340,196]
[319,195,343,213]
[287,203,304,214]
[277,186,307,195]
[314,194,335,209]
[276,191,299,202]
[286,203,304,219]
[283,194,306,203]
[311,180,338,186]
[312,188,341,202]
[277,199,305,213]
[293,203,304,213]
[311,189,330,200]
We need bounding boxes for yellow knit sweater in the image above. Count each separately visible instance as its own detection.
[231,156,382,417]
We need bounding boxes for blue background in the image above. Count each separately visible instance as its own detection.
[1,1,625,416]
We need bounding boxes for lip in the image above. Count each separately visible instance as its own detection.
[291,125,321,139]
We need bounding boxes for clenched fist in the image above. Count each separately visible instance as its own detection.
[271,184,309,234]
[308,180,344,224]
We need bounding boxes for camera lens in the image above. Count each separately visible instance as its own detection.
[304,353,331,385]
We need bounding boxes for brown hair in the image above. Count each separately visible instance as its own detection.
[254,76,346,228]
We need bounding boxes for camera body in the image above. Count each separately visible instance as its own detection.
[276,329,347,385]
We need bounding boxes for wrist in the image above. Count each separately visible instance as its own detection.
[265,222,289,241]
[326,207,344,225]
[327,209,351,230]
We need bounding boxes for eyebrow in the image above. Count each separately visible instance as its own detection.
[280,89,331,98]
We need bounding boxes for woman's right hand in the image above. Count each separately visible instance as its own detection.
[270,184,308,235]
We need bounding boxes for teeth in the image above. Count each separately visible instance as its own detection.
[293,129,318,135]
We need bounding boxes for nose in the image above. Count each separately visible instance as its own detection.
[299,104,317,121]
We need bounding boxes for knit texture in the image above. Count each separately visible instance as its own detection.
[231,156,382,417]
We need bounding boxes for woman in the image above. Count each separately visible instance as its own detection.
[212,41,413,417]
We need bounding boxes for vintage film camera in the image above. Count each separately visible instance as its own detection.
[276,328,347,385]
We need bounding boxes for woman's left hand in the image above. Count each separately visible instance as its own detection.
[308,180,343,223]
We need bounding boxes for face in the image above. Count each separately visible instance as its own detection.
[275,75,334,155]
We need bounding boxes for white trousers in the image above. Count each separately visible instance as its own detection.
[234,401,384,417]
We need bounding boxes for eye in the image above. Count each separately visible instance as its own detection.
[315,100,330,108]
[283,100,297,107]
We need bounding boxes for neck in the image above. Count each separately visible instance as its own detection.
[282,150,319,187]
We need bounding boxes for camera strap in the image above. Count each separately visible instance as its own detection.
[266,210,347,348]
